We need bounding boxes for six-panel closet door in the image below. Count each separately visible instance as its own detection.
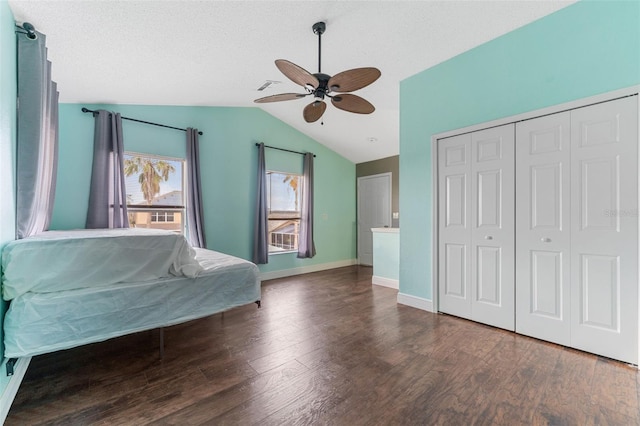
[568,97,638,364]
[438,124,515,331]
[515,96,638,364]
[515,112,572,346]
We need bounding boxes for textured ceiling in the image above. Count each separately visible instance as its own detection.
[8,0,576,163]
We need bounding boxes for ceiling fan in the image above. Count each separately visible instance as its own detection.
[254,22,381,123]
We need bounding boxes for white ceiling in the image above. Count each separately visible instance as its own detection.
[8,0,576,163]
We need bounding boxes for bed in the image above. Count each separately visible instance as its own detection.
[1,228,261,358]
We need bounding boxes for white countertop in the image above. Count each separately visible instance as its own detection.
[371,227,399,233]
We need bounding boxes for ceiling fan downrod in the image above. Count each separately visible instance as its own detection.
[312,22,325,74]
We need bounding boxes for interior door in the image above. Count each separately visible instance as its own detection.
[470,125,515,330]
[569,96,638,364]
[357,173,391,266]
[438,133,472,320]
[515,112,572,346]
[438,124,515,329]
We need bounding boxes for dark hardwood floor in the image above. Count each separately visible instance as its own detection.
[6,266,639,425]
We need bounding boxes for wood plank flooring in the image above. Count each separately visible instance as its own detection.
[6,266,640,425]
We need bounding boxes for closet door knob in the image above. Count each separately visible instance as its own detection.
[485,236,493,240]
[541,237,552,242]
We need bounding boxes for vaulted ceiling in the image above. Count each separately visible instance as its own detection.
[8,0,575,163]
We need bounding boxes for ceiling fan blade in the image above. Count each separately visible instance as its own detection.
[328,67,381,93]
[331,94,375,114]
[303,100,327,123]
[254,93,308,103]
[275,59,319,89]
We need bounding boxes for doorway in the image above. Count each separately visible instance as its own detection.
[357,172,392,265]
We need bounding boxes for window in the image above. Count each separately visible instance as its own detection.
[124,152,185,233]
[267,171,303,253]
[151,211,175,223]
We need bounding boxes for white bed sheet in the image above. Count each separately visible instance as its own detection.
[2,228,203,300]
[3,248,260,358]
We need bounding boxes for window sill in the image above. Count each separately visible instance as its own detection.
[269,250,297,256]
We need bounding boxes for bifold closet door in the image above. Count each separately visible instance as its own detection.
[569,96,638,364]
[515,112,572,346]
[438,124,515,330]
[438,133,472,320]
[517,95,638,364]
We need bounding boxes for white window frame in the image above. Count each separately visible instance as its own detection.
[267,170,303,255]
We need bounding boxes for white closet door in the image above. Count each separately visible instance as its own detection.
[438,125,515,329]
[470,125,515,330]
[515,112,572,345]
[570,96,638,364]
[438,133,472,320]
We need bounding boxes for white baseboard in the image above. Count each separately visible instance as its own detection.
[397,292,435,313]
[372,276,399,290]
[0,357,31,424]
[260,259,357,281]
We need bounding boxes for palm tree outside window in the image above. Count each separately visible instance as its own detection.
[124,152,185,233]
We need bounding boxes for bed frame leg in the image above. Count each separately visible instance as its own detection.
[256,300,261,308]
[6,358,16,376]
[159,327,165,360]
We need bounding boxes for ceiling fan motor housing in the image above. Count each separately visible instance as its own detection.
[312,73,331,99]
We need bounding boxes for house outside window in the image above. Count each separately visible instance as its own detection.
[124,152,185,233]
[267,171,302,253]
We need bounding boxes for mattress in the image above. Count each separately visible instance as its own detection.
[2,228,203,300]
[3,248,260,358]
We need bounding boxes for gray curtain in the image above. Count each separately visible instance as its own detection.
[86,110,129,229]
[298,152,316,258]
[186,128,206,248]
[16,29,59,239]
[252,143,269,264]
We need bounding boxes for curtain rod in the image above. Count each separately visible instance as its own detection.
[256,143,316,157]
[81,108,203,135]
[15,23,37,39]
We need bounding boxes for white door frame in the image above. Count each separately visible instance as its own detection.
[431,85,640,322]
[357,172,392,265]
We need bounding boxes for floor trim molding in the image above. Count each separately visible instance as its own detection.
[372,276,399,289]
[397,293,434,313]
[260,259,358,281]
[0,357,32,424]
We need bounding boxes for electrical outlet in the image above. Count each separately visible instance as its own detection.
[392,212,399,219]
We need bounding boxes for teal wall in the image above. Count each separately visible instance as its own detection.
[52,104,356,273]
[399,0,640,300]
[0,0,16,392]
